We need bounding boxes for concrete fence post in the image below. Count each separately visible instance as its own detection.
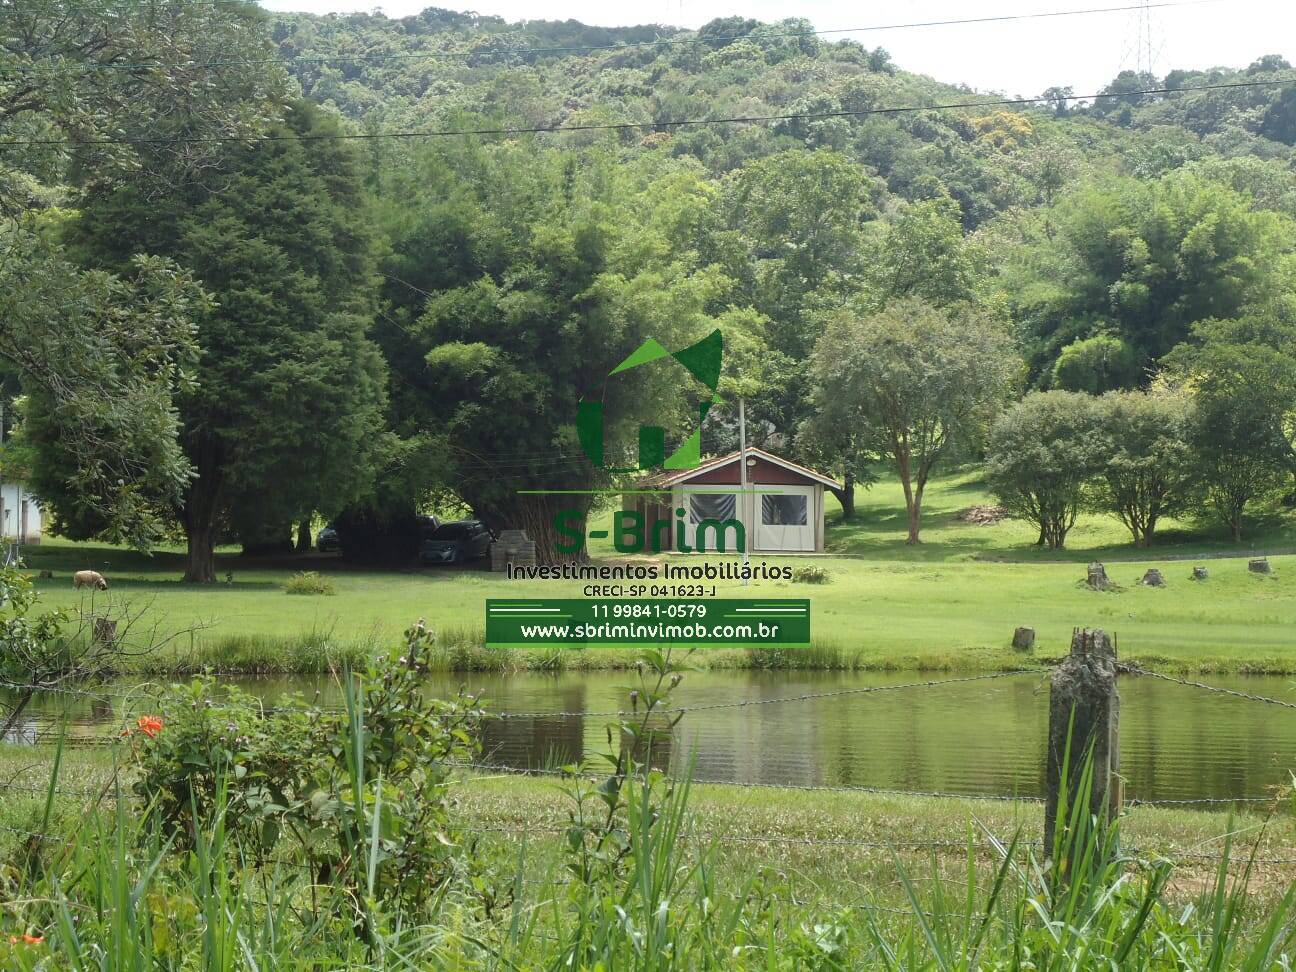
[1044,628,1121,855]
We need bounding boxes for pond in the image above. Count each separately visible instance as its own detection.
[5,669,1296,806]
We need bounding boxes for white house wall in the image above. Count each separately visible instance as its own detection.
[0,483,42,543]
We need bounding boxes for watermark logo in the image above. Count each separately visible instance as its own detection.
[576,329,723,473]
[557,328,742,554]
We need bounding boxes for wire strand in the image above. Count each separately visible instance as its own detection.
[3,75,1293,149]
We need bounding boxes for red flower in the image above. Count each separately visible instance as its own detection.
[8,934,43,944]
[136,715,163,738]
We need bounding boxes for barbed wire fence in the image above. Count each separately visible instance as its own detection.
[1,644,1294,870]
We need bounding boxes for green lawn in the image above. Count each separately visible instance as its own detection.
[16,468,1296,673]
[821,466,1296,562]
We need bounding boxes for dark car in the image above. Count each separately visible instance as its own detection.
[316,523,341,552]
[419,520,492,565]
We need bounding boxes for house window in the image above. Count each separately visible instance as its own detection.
[761,494,807,526]
[689,492,736,522]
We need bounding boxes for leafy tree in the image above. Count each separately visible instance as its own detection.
[1005,171,1296,380]
[60,102,387,581]
[720,149,876,360]
[809,298,1019,543]
[0,0,287,547]
[2,239,206,547]
[1050,335,1142,393]
[986,392,1105,550]
[794,411,875,521]
[1092,388,1194,547]
[1164,313,1296,540]
[864,195,982,309]
[373,143,733,562]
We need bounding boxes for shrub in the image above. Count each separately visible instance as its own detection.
[792,565,830,584]
[284,570,334,596]
[130,620,483,918]
[1051,335,1141,393]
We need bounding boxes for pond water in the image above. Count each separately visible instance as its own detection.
[5,669,1296,806]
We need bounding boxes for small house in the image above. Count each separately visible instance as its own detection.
[627,447,839,554]
[1,481,42,545]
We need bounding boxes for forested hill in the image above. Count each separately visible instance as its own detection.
[271,7,1296,227]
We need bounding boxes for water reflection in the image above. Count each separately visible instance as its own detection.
[3,670,1295,805]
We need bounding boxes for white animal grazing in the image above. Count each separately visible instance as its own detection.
[73,570,109,591]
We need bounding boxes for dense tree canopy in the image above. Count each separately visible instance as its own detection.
[56,103,387,581]
[809,299,1019,543]
[1003,170,1296,381]
[8,1,1296,561]
[372,142,739,560]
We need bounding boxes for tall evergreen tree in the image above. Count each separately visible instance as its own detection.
[52,102,387,581]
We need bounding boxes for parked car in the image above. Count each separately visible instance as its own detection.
[316,523,341,552]
[419,520,492,565]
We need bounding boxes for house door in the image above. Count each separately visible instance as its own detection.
[756,486,814,552]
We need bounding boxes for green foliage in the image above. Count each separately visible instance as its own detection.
[1165,313,1296,540]
[283,571,335,596]
[810,299,1020,543]
[130,621,482,917]
[0,566,69,693]
[986,392,1106,550]
[1005,170,1296,380]
[65,101,388,581]
[2,236,207,549]
[792,565,831,584]
[1050,334,1142,393]
[1092,388,1196,546]
[374,143,735,560]
[865,194,983,308]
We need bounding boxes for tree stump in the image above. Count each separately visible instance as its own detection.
[1086,562,1111,591]
[92,617,117,648]
[1141,569,1165,587]
[1248,558,1273,575]
[1012,626,1036,652]
[1191,566,1209,581]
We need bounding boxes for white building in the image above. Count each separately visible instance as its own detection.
[1,481,43,544]
[628,447,840,554]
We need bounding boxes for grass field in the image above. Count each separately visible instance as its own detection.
[15,469,1296,673]
[4,744,1293,918]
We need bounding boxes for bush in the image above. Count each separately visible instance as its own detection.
[1050,335,1141,393]
[284,570,334,595]
[130,621,483,917]
[792,565,830,584]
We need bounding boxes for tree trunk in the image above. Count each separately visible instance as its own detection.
[1231,516,1243,543]
[182,464,222,584]
[184,518,217,583]
[296,517,312,552]
[518,493,591,565]
[830,473,855,521]
[1035,525,1047,547]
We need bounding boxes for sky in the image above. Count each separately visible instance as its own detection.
[256,0,1296,98]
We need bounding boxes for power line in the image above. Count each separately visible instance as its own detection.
[2,74,1292,150]
[3,0,1225,73]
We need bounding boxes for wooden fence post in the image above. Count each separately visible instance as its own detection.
[1044,628,1121,855]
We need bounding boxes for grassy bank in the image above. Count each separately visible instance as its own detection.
[3,743,1294,966]
[15,469,1296,675]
